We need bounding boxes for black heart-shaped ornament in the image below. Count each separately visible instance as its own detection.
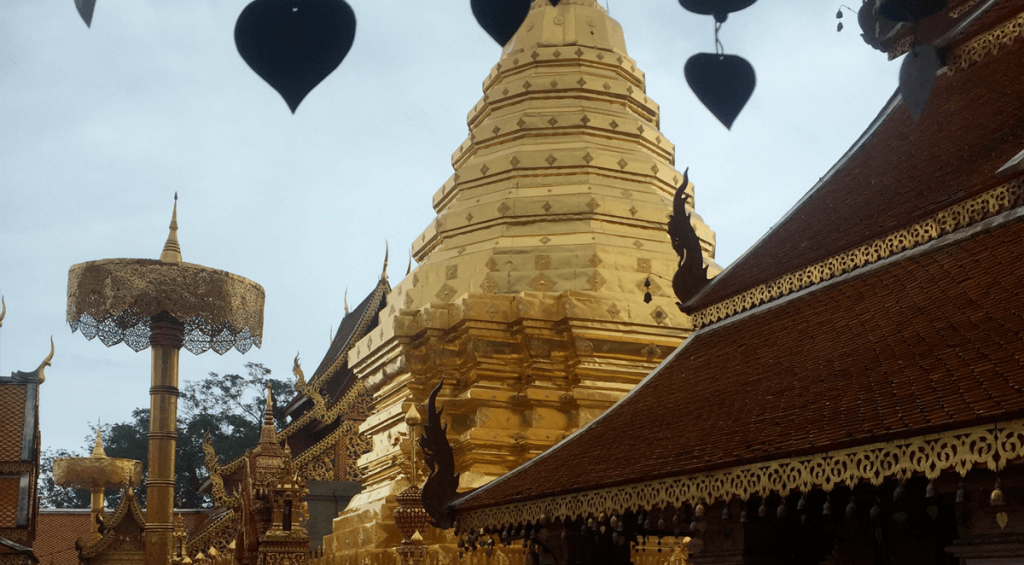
[235,0,356,113]
[678,0,758,22]
[899,44,940,120]
[75,0,97,27]
[684,53,756,129]
[471,0,532,46]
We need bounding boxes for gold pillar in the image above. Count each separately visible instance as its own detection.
[147,313,184,565]
[90,487,104,535]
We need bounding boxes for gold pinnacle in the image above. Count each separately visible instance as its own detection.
[0,295,6,328]
[264,383,275,427]
[344,288,350,315]
[91,425,107,458]
[381,241,389,281]
[160,193,182,264]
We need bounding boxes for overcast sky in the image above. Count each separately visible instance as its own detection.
[0,0,899,453]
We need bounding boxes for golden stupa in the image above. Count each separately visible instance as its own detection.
[319,0,718,560]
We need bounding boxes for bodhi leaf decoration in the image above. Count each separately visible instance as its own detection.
[684,53,756,129]
[678,0,757,23]
[75,0,97,28]
[899,44,940,120]
[235,0,356,113]
[471,0,532,46]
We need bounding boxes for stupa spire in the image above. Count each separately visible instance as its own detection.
[258,383,280,446]
[160,193,182,264]
[91,424,106,458]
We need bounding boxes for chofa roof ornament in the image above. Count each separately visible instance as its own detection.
[668,169,710,312]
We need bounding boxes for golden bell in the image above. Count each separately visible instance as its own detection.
[991,479,1006,506]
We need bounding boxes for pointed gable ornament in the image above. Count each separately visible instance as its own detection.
[667,169,710,312]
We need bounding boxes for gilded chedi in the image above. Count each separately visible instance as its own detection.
[320,0,718,561]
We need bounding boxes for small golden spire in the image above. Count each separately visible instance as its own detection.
[344,288,350,315]
[381,241,389,280]
[407,251,412,276]
[91,424,107,458]
[0,295,6,328]
[264,383,275,427]
[160,193,183,264]
[36,337,53,384]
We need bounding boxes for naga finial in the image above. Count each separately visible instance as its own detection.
[407,248,413,276]
[667,168,710,312]
[381,241,390,281]
[292,353,306,392]
[344,288,350,315]
[0,295,6,328]
[36,337,54,384]
[160,193,183,264]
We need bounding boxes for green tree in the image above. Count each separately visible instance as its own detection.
[39,362,295,509]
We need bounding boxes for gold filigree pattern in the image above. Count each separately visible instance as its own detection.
[456,419,1024,532]
[691,178,1024,329]
[947,10,1024,74]
[950,0,983,18]
[302,451,335,482]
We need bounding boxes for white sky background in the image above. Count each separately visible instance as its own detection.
[0,0,898,453]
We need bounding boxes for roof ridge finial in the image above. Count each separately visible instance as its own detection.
[344,288,350,315]
[92,422,107,458]
[0,295,6,328]
[407,248,413,276]
[160,193,183,264]
[36,337,54,384]
[381,241,389,281]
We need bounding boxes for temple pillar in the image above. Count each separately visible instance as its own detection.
[146,313,184,565]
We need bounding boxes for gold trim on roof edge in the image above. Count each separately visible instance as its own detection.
[888,7,1023,62]
[207,381,372,483]
[456,419,1024,532]
[946,10,1024,74]
[691,177,1024,330]
[79,490,147,558]
[950,0,984,18]
[186,509,236,556]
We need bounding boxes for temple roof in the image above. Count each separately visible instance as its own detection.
[684,10,1024,319]
[456,205,1024,513]
[284,276,389,419]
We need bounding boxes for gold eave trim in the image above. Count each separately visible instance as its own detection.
[456,418,1024,532]
[691,177,1024,330]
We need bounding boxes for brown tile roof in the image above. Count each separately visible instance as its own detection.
[0,385,26,462]
[457,213,1024,512]
[0,479,20,528]
[34,511,93,565]
[686,28,1024,314]
[34,509,212,565]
